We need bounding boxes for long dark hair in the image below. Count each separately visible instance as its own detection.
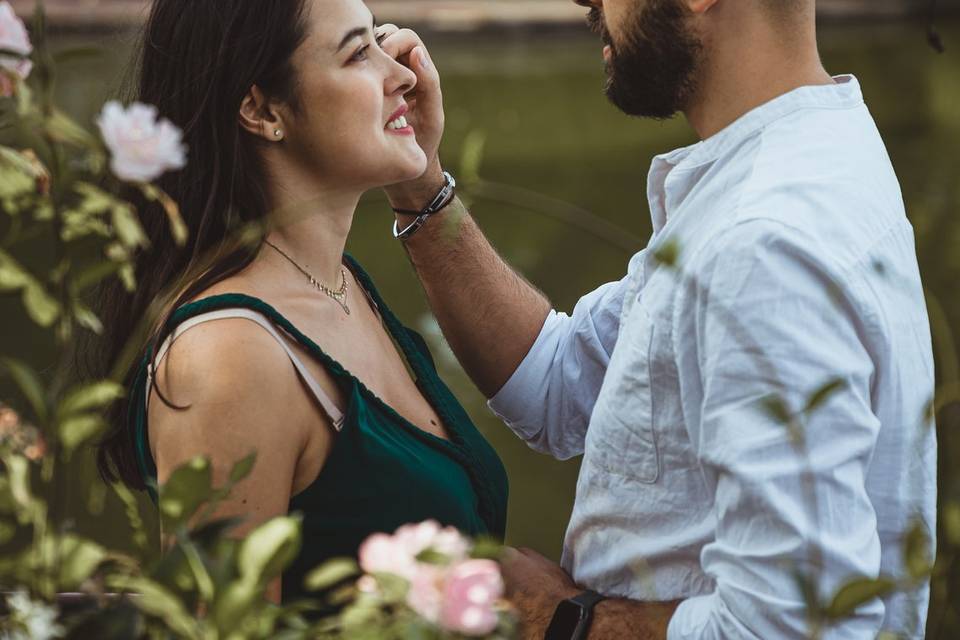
[91,0,310,489]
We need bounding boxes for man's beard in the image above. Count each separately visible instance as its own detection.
[589,1,702,119]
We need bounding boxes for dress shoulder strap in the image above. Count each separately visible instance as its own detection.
[146,307,344,431]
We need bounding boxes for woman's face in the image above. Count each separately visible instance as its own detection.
[280,0,427,191]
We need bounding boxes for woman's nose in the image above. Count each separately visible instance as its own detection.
[386,56,417,97]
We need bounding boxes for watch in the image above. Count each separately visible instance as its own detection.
[544,589,607,640]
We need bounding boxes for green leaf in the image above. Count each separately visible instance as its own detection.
[303,558,359,592]
[45,108,98,149]
[237,515,303,585]
[74,181,117,212]
[22,282,61,327]
[74,302,104,334]
[212,579,261,635]
[159,456,214,530]
[825,577,897,619]
[107,575,200,640]
[0,249,32,291]
[59,414,107,454]
[804,378,847,415]
[761,394,793,425]
[73,260,122,291]
[0,145,40,175]
[112,204,149,249]
[59,380,125,417]
[53,534,107,589]
[459,130,487,186]
[0,520,15,545]
[119,263,136,291]
[0,356,47,421]
[229,451,257,484]
[903,519,933,581]
[470,535,505,560]
[4,455,41,524]
[415,548,450,565]
[372,572,409,605]
[653,239,681,268]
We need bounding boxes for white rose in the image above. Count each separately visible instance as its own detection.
[0,1,32,81]
[97,101,187,183]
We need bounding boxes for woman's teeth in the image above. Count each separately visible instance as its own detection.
[387,115,408,130]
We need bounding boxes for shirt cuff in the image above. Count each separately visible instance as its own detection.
[486,310,562,440]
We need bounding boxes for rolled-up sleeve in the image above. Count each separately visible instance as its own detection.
[486,260,635,460]
[668,219,885,639]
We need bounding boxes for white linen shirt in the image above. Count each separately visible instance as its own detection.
[489,76,937,638]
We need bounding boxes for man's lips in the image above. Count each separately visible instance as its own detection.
[603,44,612,63]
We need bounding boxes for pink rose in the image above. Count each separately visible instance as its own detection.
[393,520,470,563]
[0,1,32,83]
[358,532,417,580]
[358,522,469,581]
[97,101,187,183]
[406,563,445,623]
[439,559,504,636]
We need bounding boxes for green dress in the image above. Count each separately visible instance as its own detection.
[128,256,509,603]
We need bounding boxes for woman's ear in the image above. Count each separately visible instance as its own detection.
[239,85,286,141]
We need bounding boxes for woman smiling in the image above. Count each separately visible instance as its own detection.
[92,0,507,604]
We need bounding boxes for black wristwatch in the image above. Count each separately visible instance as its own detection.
[544,589,607,640]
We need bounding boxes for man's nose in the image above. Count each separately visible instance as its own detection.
[572,0,601,7]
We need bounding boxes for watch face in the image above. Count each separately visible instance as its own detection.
[545,600,584,640]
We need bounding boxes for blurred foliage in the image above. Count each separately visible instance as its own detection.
[0,6,956,640]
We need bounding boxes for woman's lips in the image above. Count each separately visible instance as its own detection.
[385,104,414,136]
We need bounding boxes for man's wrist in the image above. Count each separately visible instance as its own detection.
[545,589,607,640]
[386,160,445,211]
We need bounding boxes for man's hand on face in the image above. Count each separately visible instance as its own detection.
[377,24,447,208]
[501,547,581,640]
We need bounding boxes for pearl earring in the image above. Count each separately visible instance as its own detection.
[274,129,282,138]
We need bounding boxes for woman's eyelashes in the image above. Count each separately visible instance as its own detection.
[350,33,387,63]
[350,44,370,62]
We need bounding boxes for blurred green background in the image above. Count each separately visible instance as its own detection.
[3,18,958,636]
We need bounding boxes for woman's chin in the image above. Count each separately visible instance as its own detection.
[394,149,430,182]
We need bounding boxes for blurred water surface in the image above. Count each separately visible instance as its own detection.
[22,20,960,635]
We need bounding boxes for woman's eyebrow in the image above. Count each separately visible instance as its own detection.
[336,16,378,52]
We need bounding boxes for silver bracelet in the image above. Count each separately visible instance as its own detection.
[392,171,457,241]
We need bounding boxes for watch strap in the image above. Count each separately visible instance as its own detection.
[544,589,607,640]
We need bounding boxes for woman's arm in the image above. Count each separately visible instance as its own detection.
[149,318,321,604]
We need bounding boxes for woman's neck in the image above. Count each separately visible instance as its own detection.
[261,184,361,289]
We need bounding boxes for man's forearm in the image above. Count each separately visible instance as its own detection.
[586,598,680,640]
[393,192,551,398]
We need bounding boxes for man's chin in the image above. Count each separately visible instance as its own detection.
[604,79,681,120]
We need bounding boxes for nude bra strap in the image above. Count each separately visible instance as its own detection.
[145,308,345,431]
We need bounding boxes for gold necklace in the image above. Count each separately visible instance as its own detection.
[264,240,350,315]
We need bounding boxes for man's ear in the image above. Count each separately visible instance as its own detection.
[239,85,286,141]
[687,0,719,14]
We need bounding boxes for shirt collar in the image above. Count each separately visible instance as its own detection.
[646,74,864,234]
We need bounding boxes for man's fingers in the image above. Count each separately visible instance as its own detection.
[375,23,399,39]
[379,28,425,61]
[409,46,440,92]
